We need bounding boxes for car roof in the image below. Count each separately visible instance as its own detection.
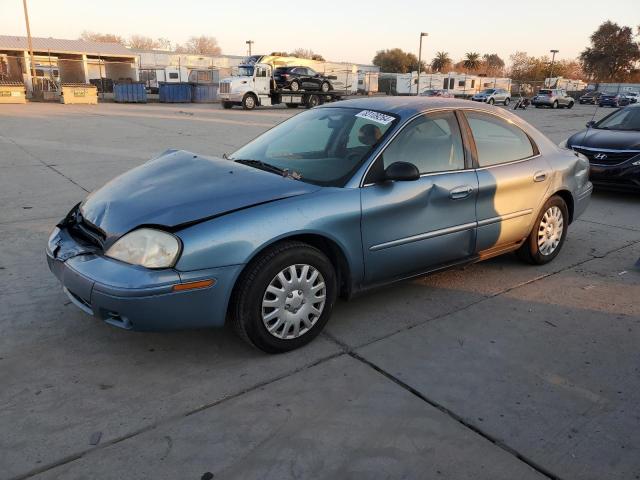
[318,96,506,120]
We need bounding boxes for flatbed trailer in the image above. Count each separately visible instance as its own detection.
[217,62,345,110]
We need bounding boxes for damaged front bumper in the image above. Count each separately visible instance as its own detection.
[46,225,241,331]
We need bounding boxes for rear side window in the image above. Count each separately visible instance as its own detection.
[465,112,535,166]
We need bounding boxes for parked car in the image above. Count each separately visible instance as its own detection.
[420,89,454,98]
[531,89,574,109]
[47,98,592,353]
[623,92,638,104]
[562,104,640,191]
[273,66,332,92]
[578,91,603,105]
[471,88,510,105]
[598,93,631,108]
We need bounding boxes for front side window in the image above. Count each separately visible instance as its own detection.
[168,72,179,79]
[230,107,397,186]
[465,112,535,166]
[380,111,465,174]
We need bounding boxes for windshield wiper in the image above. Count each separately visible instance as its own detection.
[233,159,302,180]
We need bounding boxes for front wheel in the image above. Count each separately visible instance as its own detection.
[552,100,559,109]
[517,196,568,265]
[289,80,300,92]
[242,94,257,110]
[221,101,233,109]
[230,241,337,353]
[504,97,510,106]
[567,101,574,109]
[488,98,495,105]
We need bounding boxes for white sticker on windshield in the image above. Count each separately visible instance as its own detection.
[355,110,395,125]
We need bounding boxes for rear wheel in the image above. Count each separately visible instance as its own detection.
[567,101,574,109]
[285,103,298,109]
[242,94,257,110]
[488,98,495,105]
[289,80,300,92]
[517,195,568,265]
[305,94,320,108]
[552,100,559,109]
[320,81,331,93]
[230,241,337,353]
[504,97,510,106]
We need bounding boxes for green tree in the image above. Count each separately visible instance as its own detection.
[372,48,425,73]
[431,51,451,72]
[463,52,481,71]
[580,21,640,81]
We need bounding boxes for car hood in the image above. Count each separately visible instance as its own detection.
[80,150,320,240]
[569,129,640,150]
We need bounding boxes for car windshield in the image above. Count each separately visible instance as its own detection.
[594,107,640,131]
[481,89,495,94]
[539,89,553,95]
[229,107,397,186]
[236,66,254,76]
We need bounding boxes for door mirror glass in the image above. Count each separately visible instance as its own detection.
[384,162,420,181]
[586,120,596,128]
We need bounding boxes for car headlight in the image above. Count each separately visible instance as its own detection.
[105,228,181,268]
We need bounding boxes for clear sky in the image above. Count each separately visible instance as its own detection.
[2,0,639,65]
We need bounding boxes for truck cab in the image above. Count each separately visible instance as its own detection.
[218,63,273,109]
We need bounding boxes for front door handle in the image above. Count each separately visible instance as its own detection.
[449,185,474,199]
[533,171,548,182]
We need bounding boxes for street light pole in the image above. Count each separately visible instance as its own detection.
[246,40,254,57]
[416,32,428,95]
[549,49,559,81]
[22,0,37,82]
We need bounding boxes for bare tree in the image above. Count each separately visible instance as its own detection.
[128,35,158,50]
[79,31,126,44]
[290,48,324,61]
[175,36,221,55]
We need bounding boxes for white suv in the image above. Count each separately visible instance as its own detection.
[471,88,511,105]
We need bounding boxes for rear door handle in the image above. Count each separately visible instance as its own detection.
[449,185,474,199]
[533,171,548,182]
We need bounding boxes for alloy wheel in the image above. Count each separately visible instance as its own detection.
[261,264,326,340]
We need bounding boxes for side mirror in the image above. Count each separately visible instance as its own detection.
[586,120,596,128]
[384,162,420,182]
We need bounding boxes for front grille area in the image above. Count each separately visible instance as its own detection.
[219,82,230,94]
[68,216,106,249]
[572,147,640,166]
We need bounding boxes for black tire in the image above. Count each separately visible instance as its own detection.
[535,105,541,108]
[567,101,574,109]
[504,97,510,106]
[242,93,257,110]
[230,241,337,353]
[552,100,558,109]
[221,101,233,109]
[516,195,569,265]
[488,98,495,105]
[305,94,320,108]
[285,103,298,109]
[289,80,300,92]
[320,81,331,93]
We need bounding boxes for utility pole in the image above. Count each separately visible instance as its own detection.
[246,40,254,57]
[22,0,37,81]
[416,32,428,95]
[549,49,559,81]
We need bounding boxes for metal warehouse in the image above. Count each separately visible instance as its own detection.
[0,35,138,97]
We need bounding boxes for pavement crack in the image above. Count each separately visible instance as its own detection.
[11,350,346,480]
[347,350,563,480]
[0,133,90,193]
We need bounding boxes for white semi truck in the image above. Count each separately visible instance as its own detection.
[217,57,347,110]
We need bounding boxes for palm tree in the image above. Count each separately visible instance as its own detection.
[463,52,481,71]
[431,51,451,72]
